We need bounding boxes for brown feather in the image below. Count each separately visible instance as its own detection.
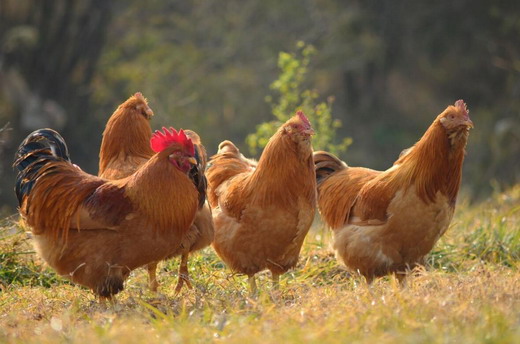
[21,162,105,242]
[314,150,348,186]
[318,166,380,229]
[209,122,316,220]
[207,113,317,279]
[97,95,209,293]
[122,147,198,234]
[206,141,255,210]
[17,125,201,297]
[248,127,316,209]
[22,149,198,241]
[356,107,467,222]
[23,151,197,296]
[99,93,154,177]
[315,102,471,281]
[84,183,134,227]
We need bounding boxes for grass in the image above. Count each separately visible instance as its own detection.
[1,186,519,343]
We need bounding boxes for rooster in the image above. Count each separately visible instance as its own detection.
[206,111,316,292]
[98,92,213,293]
[14,127,200,300]
[314,100,473,281]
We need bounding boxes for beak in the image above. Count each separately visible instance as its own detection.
[303,128,315,136]
[465,118,474,129]
[187,157,198,166]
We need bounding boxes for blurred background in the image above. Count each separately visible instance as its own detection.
[1,0,519,214]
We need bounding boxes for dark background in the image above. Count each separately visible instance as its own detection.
[1,0,519,214]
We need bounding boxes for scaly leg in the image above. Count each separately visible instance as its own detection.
[271,273,280,290]
[147,262,159,292]
[174,253,193,294]
[248,275,257,295]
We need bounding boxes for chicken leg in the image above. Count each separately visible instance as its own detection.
[174,253,193,294]
[248,275,258,295]
[271,273,280,290]
[147,262,159,292]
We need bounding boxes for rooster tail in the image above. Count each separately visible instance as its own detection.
[190,138,208,209]
[13,129,71,206]
[96,271,125,297]
[313,151,347,186]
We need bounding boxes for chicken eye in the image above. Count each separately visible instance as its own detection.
[449,114,455,120]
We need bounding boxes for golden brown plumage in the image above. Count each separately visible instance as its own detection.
[14,128,199,298]
[206,111,316,292]
[99,92,154,179]
[98,93,213,293]
[315,100,473,281]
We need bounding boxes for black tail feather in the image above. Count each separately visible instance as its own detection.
[13,129,71,206]
[190,144,208,209]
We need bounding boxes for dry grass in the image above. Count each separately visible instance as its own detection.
[1,186,519,343]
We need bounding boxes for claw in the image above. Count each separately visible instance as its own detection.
[174,253,192,295]
[99,295,117,306]
[174,272,193,295]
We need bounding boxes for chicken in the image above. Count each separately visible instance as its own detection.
[14,127,201,299]
[314,100,473,281]
[206,111,316,292]
[98,92,155,180]
[98,92,213,293]
[144,130,213,293]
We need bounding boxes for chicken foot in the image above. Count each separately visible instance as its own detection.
[174,253,193,294]
[99,295,117,306]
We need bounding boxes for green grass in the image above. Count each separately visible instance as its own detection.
[429,185,520,271]
[1,186,519,343]
[0,216,67,289]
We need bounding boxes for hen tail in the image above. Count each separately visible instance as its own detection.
[313,151,347,186]
[13,128,71,206]
[206,140,256,208]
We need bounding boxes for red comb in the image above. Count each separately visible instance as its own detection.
[454,99,469,118]
[296,110,312,129]
[134,92,145,101]
[150,127,195,155]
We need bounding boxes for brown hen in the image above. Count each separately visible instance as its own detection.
[315,100,473,281]
[206,111,317,292]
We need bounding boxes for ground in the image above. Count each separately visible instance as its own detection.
[0,186,519,343]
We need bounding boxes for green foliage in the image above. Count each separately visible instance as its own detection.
[428,185,520,271]
[2,1,520,213]
[246,42,351,156]
[0,218,65,288]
